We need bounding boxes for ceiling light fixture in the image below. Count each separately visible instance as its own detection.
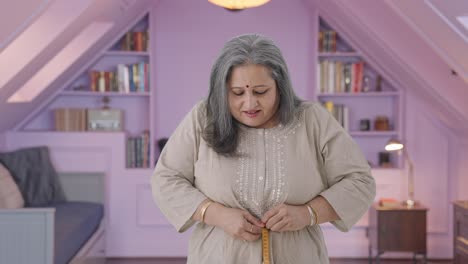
[208,0,270,11]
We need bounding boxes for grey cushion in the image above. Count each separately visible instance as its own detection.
[0,146,66,207]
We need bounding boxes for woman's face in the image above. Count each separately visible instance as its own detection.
[227,64,280,129]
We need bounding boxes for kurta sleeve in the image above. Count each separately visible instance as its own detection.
[151,101,208,233]
[311,103,376,232]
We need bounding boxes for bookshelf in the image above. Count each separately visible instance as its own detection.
[9,8,167,256]
[316,18,403,169]
[19,13,153,169]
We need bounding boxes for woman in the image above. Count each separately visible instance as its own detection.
[152,34,375,263]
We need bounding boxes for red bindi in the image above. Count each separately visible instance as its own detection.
[246,85,249,88]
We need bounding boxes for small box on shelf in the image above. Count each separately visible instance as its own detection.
[378,151,392,168]
[378,198,401,208]
[374,115,391,131]
[87,108,123,132]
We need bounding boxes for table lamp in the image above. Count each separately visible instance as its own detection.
[385,139,415,208]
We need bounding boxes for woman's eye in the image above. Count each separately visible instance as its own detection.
[255,90,267,95]
[233,92,244,96]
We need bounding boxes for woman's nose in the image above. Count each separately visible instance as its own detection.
[245,94,258,109]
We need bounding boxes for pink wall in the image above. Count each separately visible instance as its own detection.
[453,138,468,201]
[152,0,314,138]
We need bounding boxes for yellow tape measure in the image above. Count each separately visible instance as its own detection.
[261,228,270,264]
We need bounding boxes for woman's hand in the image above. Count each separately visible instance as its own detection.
[261,203,310,232]
[207,204,264,242]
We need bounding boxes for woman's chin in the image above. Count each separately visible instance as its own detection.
[239,119,261,128]
[244,121,267,129]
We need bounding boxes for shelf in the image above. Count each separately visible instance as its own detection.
[124,167,153,173]
[60,91,150,97]
[349,131,398,137]
[103,51,149,56]
[318,92,399,97]
[318,52,360,57]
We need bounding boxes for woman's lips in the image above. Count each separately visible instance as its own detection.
[244,110,260,118]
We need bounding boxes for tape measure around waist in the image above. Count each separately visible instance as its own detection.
[261,228,270,264]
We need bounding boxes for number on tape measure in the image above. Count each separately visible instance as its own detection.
[261,228,270,264]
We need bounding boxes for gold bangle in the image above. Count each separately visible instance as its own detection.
[305,204,318,226]
[200,201,213,223]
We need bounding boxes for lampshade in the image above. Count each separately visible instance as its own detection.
[385,138,404,152]
[208,0,270,10]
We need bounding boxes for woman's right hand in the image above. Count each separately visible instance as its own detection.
[206,204,264,242]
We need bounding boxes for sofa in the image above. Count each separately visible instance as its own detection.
[0,146,105,264]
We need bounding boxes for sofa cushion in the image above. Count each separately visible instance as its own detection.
[52,201,104,264]
[0,146,67,207]
[0,163,24,209]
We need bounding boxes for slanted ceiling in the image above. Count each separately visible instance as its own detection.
[0,0,153,132]
[0,0,52,50]
[387,0,468,84]
[0,0,467,134]
[307,0,468,135]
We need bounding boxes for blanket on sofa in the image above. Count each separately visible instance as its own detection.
[0,146,67,206]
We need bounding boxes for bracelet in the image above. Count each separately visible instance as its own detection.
[200,201,213,223]
[305,204,318,226]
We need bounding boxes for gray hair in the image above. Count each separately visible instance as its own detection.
[203,33,302,155]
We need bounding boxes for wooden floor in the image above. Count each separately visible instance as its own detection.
[106,258,453,264]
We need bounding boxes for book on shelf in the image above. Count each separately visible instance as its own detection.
[119,31,149,52]
[318,60,364,94]
[322,101,349,131]
[126,130,150,168]
[54,108,88,131]
[319,30,337,52]
[88,62,149,93]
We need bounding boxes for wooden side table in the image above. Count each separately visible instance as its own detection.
[367,203,428,263]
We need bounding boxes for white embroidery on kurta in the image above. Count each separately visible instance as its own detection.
[234,110,304,219]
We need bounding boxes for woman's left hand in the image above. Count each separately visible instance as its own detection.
[261,203,310,232]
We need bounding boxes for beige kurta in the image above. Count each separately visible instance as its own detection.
[151,100,375,264]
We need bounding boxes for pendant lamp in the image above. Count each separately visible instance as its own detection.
[208,0,271,10]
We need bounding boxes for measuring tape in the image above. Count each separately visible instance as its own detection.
[261,228,270,264]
